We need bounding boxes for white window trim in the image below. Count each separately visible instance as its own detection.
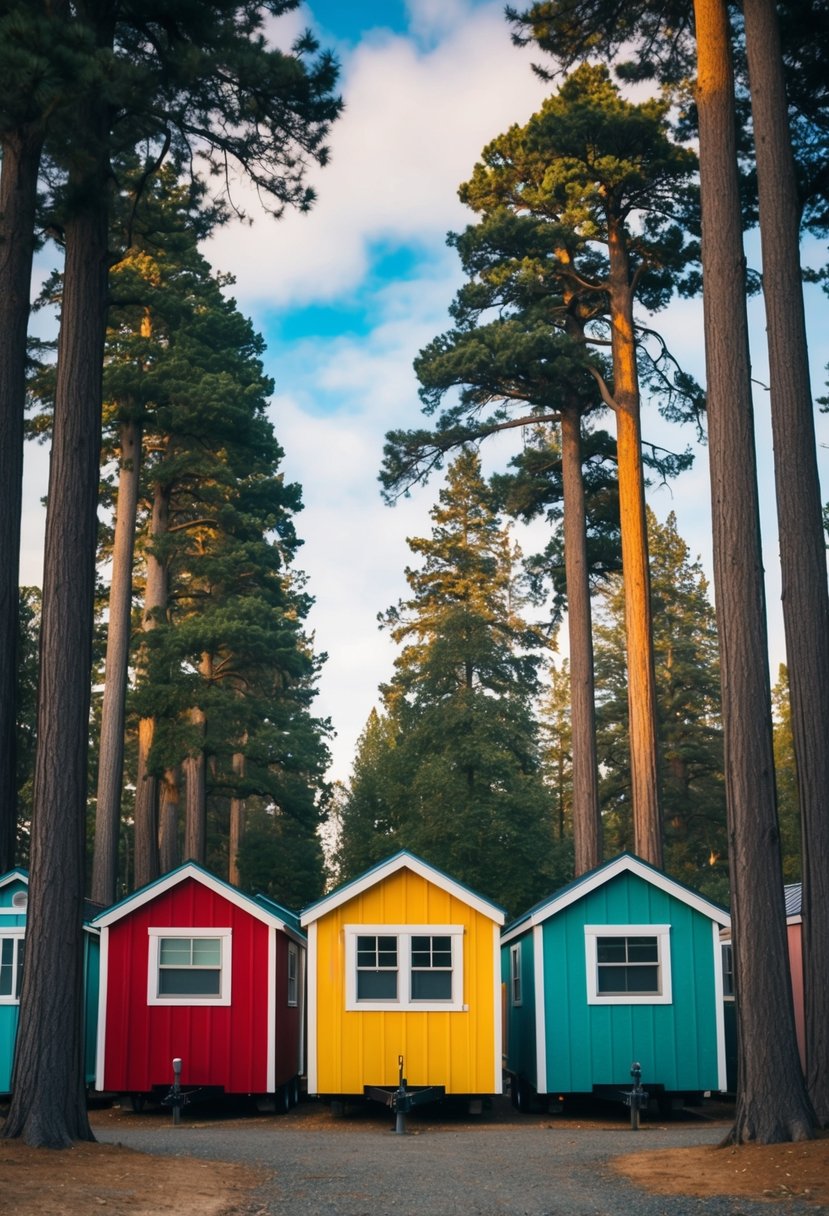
[584,924,672,1005]
[510,942,522,1006]
[344,924,465,1012]
[147,927,232,1007]
[287,940,299,1007]
[0,928,24,1005]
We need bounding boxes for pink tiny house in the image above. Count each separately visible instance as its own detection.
[94,862,305,1109]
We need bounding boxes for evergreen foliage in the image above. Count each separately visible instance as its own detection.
[340,451,555,917]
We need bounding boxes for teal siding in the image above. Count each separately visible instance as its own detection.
[502,933,537,1086]
[83,934,100,1087]
[541,871,720,1094]
[0,874,27,1095]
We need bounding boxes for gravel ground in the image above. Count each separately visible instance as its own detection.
[92,1100,822,1216]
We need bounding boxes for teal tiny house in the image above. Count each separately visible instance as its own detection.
[501,854,730,1111]
[0,869,100,1095]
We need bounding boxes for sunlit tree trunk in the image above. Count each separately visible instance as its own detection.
[92,416,142,904]
[743,0,829,1127]
[0,126,43,872]
[607,219,662,868]
[560,405,601,873]
[158,765,181,874]
[228,749,246,886]
[694,0,814,1143]
[183,652,211,864]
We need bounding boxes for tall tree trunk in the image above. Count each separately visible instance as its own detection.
[694,0,815,1143]
[560,404,601,873]
[607,221,662,868]
[0,126,44,873]
[183,652,211,863]
[92,417,142,904]
[3,130,110,1146]
[228,750,245,886]
[742,0,829,1127]
[133,479,170,890]
[158,765,180,874]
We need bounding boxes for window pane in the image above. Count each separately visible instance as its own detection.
[412,970,452,1000]
[0,938,12,997]
[357,970,397,999]
[191,938,221,966]
[159,968,221,996]
[597,964,659,994]
[159,939,192,965]
[627,937,658,963]
[411,936,431,966]
[16,939,24,999]
[596,938,626,963]
[431,937,452,967]
[377,937,397,967]
[357,937,377,967]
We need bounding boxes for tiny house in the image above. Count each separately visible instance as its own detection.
[502,853,730,1111]
[94,862,305,1109]
[300,851,505,1103]
[0,869,100,1095]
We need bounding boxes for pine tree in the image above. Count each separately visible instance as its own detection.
[353,451,554,917]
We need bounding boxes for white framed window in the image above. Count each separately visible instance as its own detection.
[0,932,24,1004]
[721,942,734,999]
[147,927,232,1006]
[345,925,465,1012]
[287,941,299,1006]
[584,925,672,1005]
[510,943,522,1006]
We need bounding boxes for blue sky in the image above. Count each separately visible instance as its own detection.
[19,0,829,785]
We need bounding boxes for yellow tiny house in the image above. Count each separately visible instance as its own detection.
[300,851,505,1099]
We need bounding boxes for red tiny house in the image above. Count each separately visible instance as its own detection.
[94,863,304,1106]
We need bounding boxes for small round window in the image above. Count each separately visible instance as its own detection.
[11,892,27,910]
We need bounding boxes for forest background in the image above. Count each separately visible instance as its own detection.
[18,0,828,794]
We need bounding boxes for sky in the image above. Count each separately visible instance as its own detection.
[19,0,829,785]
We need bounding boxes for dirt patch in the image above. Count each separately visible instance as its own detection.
[613,1132,829,1204]
[0,1136,264,1216]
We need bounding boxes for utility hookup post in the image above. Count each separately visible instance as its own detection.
[626,1062,648,1131]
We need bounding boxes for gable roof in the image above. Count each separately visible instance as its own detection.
[501,852,730,944]
[0,869,101,930]
[0,867,28,893]
[300,850,505,927]
[92,861,305,943]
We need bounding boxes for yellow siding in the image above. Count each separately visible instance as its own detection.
[313,868,499,1095]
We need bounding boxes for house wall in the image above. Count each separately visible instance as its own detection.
[540,872,721,1095]
[501,931,537,1089]
[311,868,499,1095]
[101,876,274,1094]
[0,876,27,1095]
[787,922,805,1071]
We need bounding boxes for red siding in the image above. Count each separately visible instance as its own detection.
[102,877,297,1094]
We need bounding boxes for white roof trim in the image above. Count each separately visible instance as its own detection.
[94,862,304,941]
[503,855,729,942]
[301,853,504,926]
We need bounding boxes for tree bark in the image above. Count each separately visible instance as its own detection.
[133,479,170,890]
[3,131,110,1146]
[560,404,601,873]
[0,126,44,873]
[183,652,211,864]
[92,417,142,904]
[607,219,662,868]
[228,750,245,886]
[742,0,829,1127]
[694,0,815,1143]
[158,765,180,874]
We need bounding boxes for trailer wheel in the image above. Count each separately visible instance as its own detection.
[513,1077,535,1113]
[276,1083,291,1115]
[289,1076,300,1107]
[121,1093,145,1114]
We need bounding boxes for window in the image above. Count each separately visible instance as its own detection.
[510,943,522,1006]
[147,928,231,1006]
[584,925,672,1005]
[721,942,734,998]
[345,925,464,1011]
[0,935,24,1003]
[287,941,299,1007]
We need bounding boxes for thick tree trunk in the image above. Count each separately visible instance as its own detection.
[133,480,169,890]
[183,653,211,864]
[228,751,245,886]
[92,417,142,905]
[3,151,109,1146]
[560,405,601,874]
[694,0,815,1144]
[607,222,662,868]
[743,0,829,1127]
[158,765,181,874]
[0,126,44,872]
